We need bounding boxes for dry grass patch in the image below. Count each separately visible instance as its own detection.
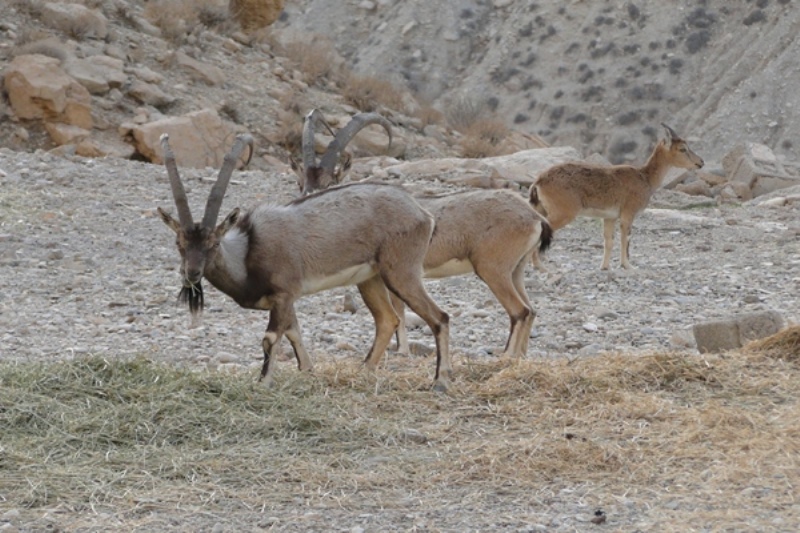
[459,117,509,158]
[281,38,339,87]
[342,73,406,113]
[1,348,799,528]
[143,0,228,43]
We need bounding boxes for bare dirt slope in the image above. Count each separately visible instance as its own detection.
[280,0,800,163]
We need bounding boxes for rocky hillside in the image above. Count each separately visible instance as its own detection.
[1,0,798,170]
[280,0,799,163]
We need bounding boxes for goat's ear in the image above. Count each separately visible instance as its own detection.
[335,153,353,184]
[215,207,240,236]
[157,207,181,233]
[289,156,305,191]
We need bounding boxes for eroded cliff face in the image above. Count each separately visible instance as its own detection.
[278,1,800,162]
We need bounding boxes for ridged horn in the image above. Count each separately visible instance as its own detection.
[161,133,194,229]
[201,134,254,229]
[302,109,336,172]
[318,113,393,178]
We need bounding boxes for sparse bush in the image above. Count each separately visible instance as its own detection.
[12,37,69,62]
[617,111,640,126]
[9,0,44,18]
[686,30,711,54]
[445,96,487,132]
[627,3,640,19]
[669,58,684,74]
[273,92,311,154]
[283,38,338,87]
[459,117,509,158]
[144,0,198,43]
[518,22,533,38]
[413,104,445,128]
[582,86,604,102]
[513,113,529,124]
[229,0,284,32]
[486,96,500,112]
[743,10,766,26]
[609,139,638,164]
[687,8,717,29]
[342,73,405,113]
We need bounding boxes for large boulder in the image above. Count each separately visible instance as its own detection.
[693,310,786,353]
[3,54,93,129]
[383,146,582,189]
[129,109,236,168]
[63,55,127,95]
[722,142,800,198]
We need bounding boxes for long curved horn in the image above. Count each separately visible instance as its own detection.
[302,109,336,172]
[161,133,194,229]
[661,123,680,142]
[201,134,254,229]
[318,113,393,178]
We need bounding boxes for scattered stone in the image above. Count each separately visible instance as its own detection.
[693,310,785,353]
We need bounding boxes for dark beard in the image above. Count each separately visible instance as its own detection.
[178,281,204,315]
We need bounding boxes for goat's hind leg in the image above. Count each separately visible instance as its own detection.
[601,218,616,270]
[475,259,533,359]
[389,292,410,355]
[380,267,451,391]
[357,276,401,371]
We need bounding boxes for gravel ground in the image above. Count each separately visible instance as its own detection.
[1,148,798,372]
[1,147,799,532]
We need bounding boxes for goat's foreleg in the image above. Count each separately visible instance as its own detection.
[259,298,304,386]
[619,215,634,269]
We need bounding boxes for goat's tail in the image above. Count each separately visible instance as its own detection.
[538,218,553,254]
[528,184,547,217]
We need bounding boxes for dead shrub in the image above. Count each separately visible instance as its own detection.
[143,0,224,43]
[12,37,70,62]
[282,39,338,87]
[413,104,445,128]
[229,0,284,32]
[459,117,509,158]
[342,73,405,113]
[445,95,487,132]
[273,91,311,154]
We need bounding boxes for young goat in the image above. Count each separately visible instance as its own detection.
[295,110,553,358]
[529,123,703,270]
[157,133,452,390]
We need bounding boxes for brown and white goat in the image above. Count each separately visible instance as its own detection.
[529,123,703,270]
[295,110,553,358]
[157,133,452,390]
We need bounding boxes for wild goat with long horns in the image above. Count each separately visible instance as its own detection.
[157,133,453,390]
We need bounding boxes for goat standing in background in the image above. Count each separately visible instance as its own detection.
[157,133,453,391]
[529,123,704,270]
[294,110,553,359]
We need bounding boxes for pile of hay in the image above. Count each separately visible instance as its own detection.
[1,340,799,529]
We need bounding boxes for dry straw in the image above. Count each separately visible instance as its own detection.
[1,328,799,528]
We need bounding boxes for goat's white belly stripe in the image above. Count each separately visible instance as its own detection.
[301,263,377,295]
[425,258,474,279]
[580,206,620,219]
